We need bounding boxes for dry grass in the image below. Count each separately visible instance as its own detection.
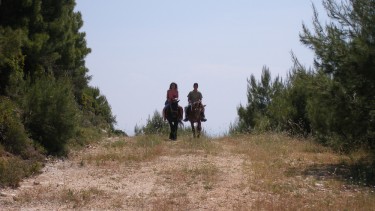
[15,186,107,209]
[1,133,374,210]
[0,156,42,188]
[224,133,375,210]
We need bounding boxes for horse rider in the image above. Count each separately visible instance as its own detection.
[165,82,179,105]
[183,83,207,122]
[163,82,179,120]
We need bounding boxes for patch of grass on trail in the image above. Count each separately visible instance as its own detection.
[220,133,375,210]
[82,135,167,165]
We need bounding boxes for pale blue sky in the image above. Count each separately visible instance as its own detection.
[75,1,327,136]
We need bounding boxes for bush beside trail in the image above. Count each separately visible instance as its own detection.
[0,1,120,187]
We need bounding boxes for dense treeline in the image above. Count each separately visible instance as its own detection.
[0,0,118,186]
[232,0,375,154]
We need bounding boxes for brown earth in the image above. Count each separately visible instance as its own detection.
[0,135,374,210]
[1,136,254,210]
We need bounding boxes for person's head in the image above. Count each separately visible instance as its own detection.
[193,83,198,90]
[170,82,178,90]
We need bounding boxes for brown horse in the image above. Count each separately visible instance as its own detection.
[187,100,205,138]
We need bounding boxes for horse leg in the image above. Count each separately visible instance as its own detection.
[190,122,196,138]
[172,121,178,140]
[197,121,202,138]
[169,121,176,140]
[168,121,174,140]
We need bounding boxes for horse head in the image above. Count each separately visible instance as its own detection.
[189,100,205,138]
[171,98,179,104]
[189,100,204,121]
[167,98,183,122]
[191,100,205,111]
[169,98,180,111]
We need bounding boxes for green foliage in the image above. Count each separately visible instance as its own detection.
[267,59,314,137]
[234,0,375,154]
[0,27,27,98]
[0,0,91,90]
[0,154,42,188]
[0,0,117,187]
[0,96,43,159]
[23,77,79,155]
[68,127,108,150]
[0,0,116,154]
[234,67,283,133]
[135,110,169,135]
[300,0,375,150]
[232,65,310,136]
[80,86,116,130]
[113,129,127,136]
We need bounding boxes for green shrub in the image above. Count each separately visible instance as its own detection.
[135,110,169,135]
[0,96,42,159]
[69,127,107,149]
[233,67,283,134]
[268,65,313,137]
[23,77,79,156]
[79,86,116,131]
[0,153,42,188]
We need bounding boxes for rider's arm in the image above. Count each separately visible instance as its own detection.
[187,92,191,104]
[166,90,170,100]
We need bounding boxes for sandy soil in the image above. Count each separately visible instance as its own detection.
[0,137,257,210]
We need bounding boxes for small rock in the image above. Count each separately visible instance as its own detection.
[0,192,16,198]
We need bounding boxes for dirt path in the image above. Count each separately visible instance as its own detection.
[2,135,374,210]
[0,136,257,210]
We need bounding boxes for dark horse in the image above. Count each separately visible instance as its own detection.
[187,100,205,138]
[163,99,183,140]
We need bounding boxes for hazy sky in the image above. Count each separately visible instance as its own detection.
[75,1,327,136]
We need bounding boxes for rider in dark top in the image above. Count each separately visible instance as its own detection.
[183,83,207,122]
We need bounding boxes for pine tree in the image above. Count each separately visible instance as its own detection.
[0,0,91,96]
[300,0,375,149]
[236,67,283,132]
[0,0,116,155]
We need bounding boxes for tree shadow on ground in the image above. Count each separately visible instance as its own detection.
[286,161,375,187]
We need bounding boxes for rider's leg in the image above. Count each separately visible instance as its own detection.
[163,102,169,120]
[201,108,207,122]
[183,105,190,121]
